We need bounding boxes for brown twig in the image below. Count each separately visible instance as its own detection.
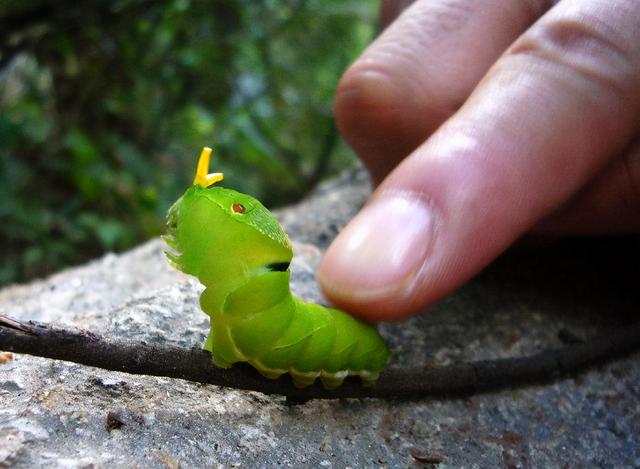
[1,314,639,400]
[0,316,36,334]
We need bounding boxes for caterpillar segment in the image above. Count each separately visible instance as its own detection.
[201,272,388,389]
[231,297,386,389]
[164,148,390,389]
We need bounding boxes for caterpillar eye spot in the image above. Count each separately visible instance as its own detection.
[232,203,245,214]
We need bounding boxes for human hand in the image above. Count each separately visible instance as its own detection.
[317,0,640,321]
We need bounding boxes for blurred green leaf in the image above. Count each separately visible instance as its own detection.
[0,0,377,284]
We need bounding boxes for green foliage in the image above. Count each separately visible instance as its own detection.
[0,0,377,284]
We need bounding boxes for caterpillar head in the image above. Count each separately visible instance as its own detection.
[163,148,293,280]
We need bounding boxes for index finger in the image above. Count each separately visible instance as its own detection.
[319,0,640,320]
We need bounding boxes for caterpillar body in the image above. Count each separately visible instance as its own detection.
[164,148,390,389]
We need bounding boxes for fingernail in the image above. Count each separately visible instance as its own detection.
[319,192,435,301]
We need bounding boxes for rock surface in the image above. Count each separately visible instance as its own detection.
[1,167,639,468]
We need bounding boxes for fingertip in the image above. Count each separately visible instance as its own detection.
[317,257,425,322]
[317,190,439,322]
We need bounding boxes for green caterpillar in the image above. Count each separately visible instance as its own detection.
[163,148,389,389]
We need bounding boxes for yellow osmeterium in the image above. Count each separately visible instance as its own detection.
[193,147,224,188]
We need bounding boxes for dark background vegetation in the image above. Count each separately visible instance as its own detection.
[0,0,377,285]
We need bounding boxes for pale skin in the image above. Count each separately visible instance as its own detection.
[317,0,640,321]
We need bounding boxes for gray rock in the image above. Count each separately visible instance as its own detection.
[1,166,639,467]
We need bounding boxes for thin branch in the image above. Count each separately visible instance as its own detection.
[0,316,35,334]
[1,315,639,400]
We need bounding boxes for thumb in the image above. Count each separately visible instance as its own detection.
[318,0,640,321]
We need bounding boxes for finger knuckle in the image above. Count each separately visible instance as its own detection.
[334,61,445,148]
[508,14,636,103]
[334,64,400,134]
